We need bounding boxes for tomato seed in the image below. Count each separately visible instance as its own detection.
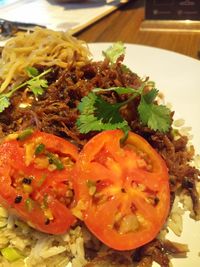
[45,218,50,225]
[22,177,32,185]
[121,188,126,193]
[14,196,22,204]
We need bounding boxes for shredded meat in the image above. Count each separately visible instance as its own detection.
[85,250,133,267]
[0,59,141,144]
[163,240,189,255]
[0,58,199,267]
[133,239,170,267]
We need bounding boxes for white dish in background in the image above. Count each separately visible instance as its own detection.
[89,43,200,267]
[0,0,19,7]
[0,0,126,32]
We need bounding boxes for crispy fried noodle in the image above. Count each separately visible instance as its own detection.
[0,27,90,93]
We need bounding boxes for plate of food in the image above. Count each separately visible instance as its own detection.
[0,27,199,267]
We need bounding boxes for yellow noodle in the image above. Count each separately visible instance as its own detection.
[12,46,36,52]
[0,27,91,93]
[0,61,22,93]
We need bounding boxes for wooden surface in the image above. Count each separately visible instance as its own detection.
[75,0,200,60]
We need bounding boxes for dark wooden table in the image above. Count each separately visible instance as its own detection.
[76,0,200,60]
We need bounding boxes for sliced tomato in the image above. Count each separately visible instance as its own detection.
[73,130,170,250]
[0,130,79,234]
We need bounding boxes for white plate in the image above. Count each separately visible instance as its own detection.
[89,43,200,267]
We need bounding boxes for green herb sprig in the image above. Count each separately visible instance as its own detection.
[77,42,171,137]
[102,41,126,64]
[26,67,49,97]
[76,85,171,136]
[0,67,51,113]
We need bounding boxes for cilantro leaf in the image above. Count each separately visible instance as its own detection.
[77,82,171,135]
[77,92,130,135]
[138,96,171,132]
[27,78,48,97]
[26,67,39,77]
[0,68,51,113]
[143,88,159,104]
[0,96,10,113]
[77,91,96,114]
[102,42,126,64]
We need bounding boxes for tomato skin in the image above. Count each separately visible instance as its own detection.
[73,130,170,251]
[0,131,78,234]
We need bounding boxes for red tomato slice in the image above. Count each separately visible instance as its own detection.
[73,130,170,250]
[0,130,79,234]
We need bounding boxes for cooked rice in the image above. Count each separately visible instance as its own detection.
[0,205,87,267]
[167,197,184,237]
